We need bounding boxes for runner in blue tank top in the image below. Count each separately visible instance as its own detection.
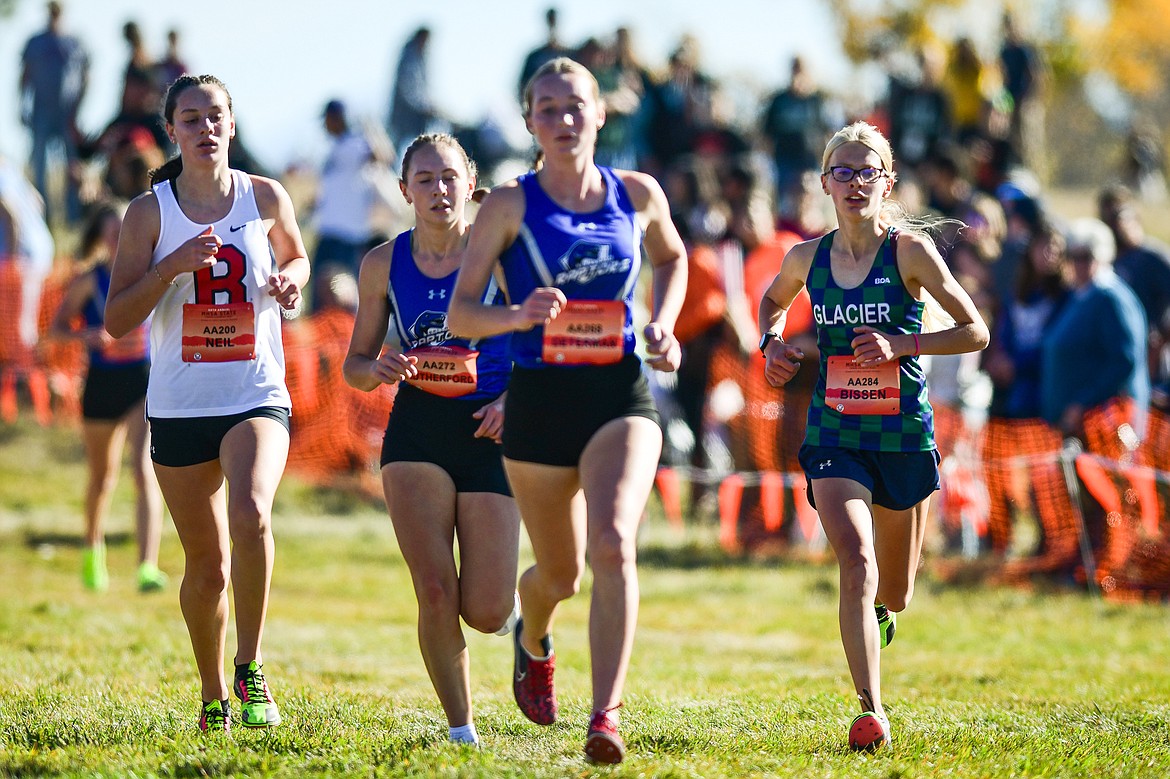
[448,58,687,765]
[46,202,166,594]
[758,122,988,751]
[343,134,520,749]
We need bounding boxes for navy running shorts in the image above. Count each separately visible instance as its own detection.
[798,443,941,511]
[503,353,660,467]
[149,406,291,467]
[380,383,511,495]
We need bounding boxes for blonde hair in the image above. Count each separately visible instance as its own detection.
[521,57,602,172]
[821,121,895,176]
[521,57,601,118]
[822,121,964,237]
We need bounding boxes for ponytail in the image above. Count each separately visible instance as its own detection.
[150,156,183,186]
[884,203,962,334]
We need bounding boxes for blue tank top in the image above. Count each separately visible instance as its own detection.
[84,264,149,369]
[498,166,642,369]
[387,229,510,400]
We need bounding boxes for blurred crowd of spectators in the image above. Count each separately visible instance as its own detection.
[7,3,1170,581]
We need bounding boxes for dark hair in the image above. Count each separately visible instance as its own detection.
[78,202,125,263]
[1097,182,1135,217]
[399,133,478,183]
[149,74,233,186]
[1015,219,1068,302]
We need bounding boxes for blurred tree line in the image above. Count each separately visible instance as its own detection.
[828,0,1170,189]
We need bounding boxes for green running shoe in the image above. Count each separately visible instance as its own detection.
[875,604,896,649]
[137,562,168,593]
[234,661,281,728]
[199,698,231,733]
[82,544,108,592]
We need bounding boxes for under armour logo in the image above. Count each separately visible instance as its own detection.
[428,289,447,300]
[818,460,832,470]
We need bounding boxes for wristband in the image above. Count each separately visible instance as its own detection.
[153,264,176,287]
[912,333,920,357]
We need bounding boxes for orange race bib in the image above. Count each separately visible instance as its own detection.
[542,300,624,366]
[405,345,479,398]
[825,355,900,415]
[181,303,256,363]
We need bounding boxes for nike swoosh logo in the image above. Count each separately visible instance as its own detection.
[229,223,247,232]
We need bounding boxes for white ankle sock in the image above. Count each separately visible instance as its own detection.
[494,591,521,636]
[448,723,479,745]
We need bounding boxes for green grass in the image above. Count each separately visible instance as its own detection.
[2,416,1170,777]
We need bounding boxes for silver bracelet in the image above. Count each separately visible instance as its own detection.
[153,264,176,287]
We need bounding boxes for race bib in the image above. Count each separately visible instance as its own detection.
[542,300,624,366]
[405,344,479,398]
[181,303,256,363]
[825,355,900,415]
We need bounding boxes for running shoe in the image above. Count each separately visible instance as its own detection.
[137,562,168,593]
[849,711,891,752]
[584,705,625,764]
[233,661,282,728]
[512,618,557,725]
[81,544,108,592]
[199,698,231,733]
[875,604,896,649]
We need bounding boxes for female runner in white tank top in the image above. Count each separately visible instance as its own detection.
[105,74,309,733]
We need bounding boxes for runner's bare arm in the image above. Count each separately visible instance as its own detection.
[448,183,565,338]
[254,175,310,310]
[343,240,417,390]
[759,240,816,386]
[895,231,989,356]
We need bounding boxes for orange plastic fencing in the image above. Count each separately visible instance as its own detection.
[5,259,1170,596]
[978,417,1078,571]
[0,259,80,425]
[282,307,396,499]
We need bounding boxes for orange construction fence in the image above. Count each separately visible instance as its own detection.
[5,258,1170,598]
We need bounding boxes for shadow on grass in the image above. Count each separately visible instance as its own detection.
[276,476,384,516]
[637,542,773,570]
[25,531,132,549]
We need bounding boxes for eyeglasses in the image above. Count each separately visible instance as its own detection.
[825,166,887,184]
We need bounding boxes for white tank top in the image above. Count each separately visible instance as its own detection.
[146,169,292,417]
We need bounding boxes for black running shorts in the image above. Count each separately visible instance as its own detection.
[149,406,291,467]
[503,353,660,467]
[82,362,149,421]
[380,383,512,496]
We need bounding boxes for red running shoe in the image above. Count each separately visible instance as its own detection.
[849,711,891,752]
[584,705,625,764]
[512,618,557,725]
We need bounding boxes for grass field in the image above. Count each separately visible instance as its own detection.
[2,416,1170,778]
